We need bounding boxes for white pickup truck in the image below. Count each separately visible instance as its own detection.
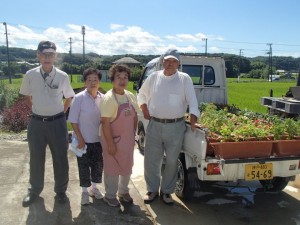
[134,54,300,199]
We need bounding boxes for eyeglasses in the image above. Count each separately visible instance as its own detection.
[40,52,56,58]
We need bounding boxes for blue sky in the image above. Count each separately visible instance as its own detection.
[1,0,300,57]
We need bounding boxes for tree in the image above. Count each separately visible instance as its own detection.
[130,67,143,82]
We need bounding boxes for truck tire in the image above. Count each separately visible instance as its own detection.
[137,126,145,154]
[259,176,294,192]
[175,155,196,200]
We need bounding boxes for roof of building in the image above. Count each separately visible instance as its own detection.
[112,57,141,64]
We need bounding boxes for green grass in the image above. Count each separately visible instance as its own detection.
[1,76,297,114]
[227,78,296,114]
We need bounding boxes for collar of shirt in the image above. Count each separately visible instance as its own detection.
[84,89,103,99]
[161,70,178,80]
[40,66,55,77]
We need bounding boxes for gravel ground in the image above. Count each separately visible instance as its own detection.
[0,131,27,141]
[0,130,72,142]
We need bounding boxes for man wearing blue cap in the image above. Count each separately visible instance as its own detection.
[20,40,75,207]
[137,48,200,205]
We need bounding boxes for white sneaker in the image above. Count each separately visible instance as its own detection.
[81,192,90,205]
[161,193,174,205]
[88,188,104,199]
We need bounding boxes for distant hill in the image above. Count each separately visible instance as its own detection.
[1,46,299,74]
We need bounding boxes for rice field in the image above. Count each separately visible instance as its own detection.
[1,76,297,114]
[227,78,297,114]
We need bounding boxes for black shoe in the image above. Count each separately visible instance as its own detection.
[55,192,68,204]
[22,192,38,207]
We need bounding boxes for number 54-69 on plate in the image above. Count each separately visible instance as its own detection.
[245,163,273,181]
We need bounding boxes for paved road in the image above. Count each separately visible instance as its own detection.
[1,139,300,225]
[0,140,154,225]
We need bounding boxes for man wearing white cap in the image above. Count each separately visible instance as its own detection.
[20,40,75,207]
[137,48,200,205]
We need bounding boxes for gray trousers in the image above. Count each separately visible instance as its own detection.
[27,115,69,195]
[104,174,130,199]
[144,119,186,194]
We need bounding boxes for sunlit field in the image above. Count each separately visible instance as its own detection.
[227,78,297,114]
[2,76,298,114]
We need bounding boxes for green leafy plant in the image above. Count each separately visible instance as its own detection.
[197,103,298,142]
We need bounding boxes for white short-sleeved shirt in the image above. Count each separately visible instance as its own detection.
[20,66,75,116]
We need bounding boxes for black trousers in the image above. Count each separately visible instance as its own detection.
[27,116,69,195]
[77,142,103,187]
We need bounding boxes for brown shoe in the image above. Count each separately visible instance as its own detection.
[118,193,133,203]
[143,192,158,204]
[103,197,120,207]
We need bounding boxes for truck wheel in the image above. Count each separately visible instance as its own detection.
[175,155,196,200]
[137,127,145,153]
[259,176,294,192]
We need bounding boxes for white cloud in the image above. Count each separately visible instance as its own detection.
[1,23,212,55]
[110,24,124,30]
[1,23,297,57]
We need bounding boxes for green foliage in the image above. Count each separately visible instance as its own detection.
[0,81,20,111]
[199,103,300,142]
[130,67,143,82]
[247,69,264,79]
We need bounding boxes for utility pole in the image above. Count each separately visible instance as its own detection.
[267,43,273,82]
[81,26,86,71]
[238,49,244,82]
[69,37,73,83]
[202,38,208,55]
[3,22,11,84]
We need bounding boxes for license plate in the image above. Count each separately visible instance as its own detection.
[245,163,273,181]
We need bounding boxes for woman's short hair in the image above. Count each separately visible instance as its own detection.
[83,68,102,81]
[108,64,131,81]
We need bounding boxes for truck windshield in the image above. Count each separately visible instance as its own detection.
[182,65,215,85]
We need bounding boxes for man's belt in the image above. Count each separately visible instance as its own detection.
[31,112,65,122]
[151,117,184,124]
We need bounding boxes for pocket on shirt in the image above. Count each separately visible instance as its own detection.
[48,88,59,97]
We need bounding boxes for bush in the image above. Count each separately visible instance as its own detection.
[2,97,31,132]
[0,82,19,112]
